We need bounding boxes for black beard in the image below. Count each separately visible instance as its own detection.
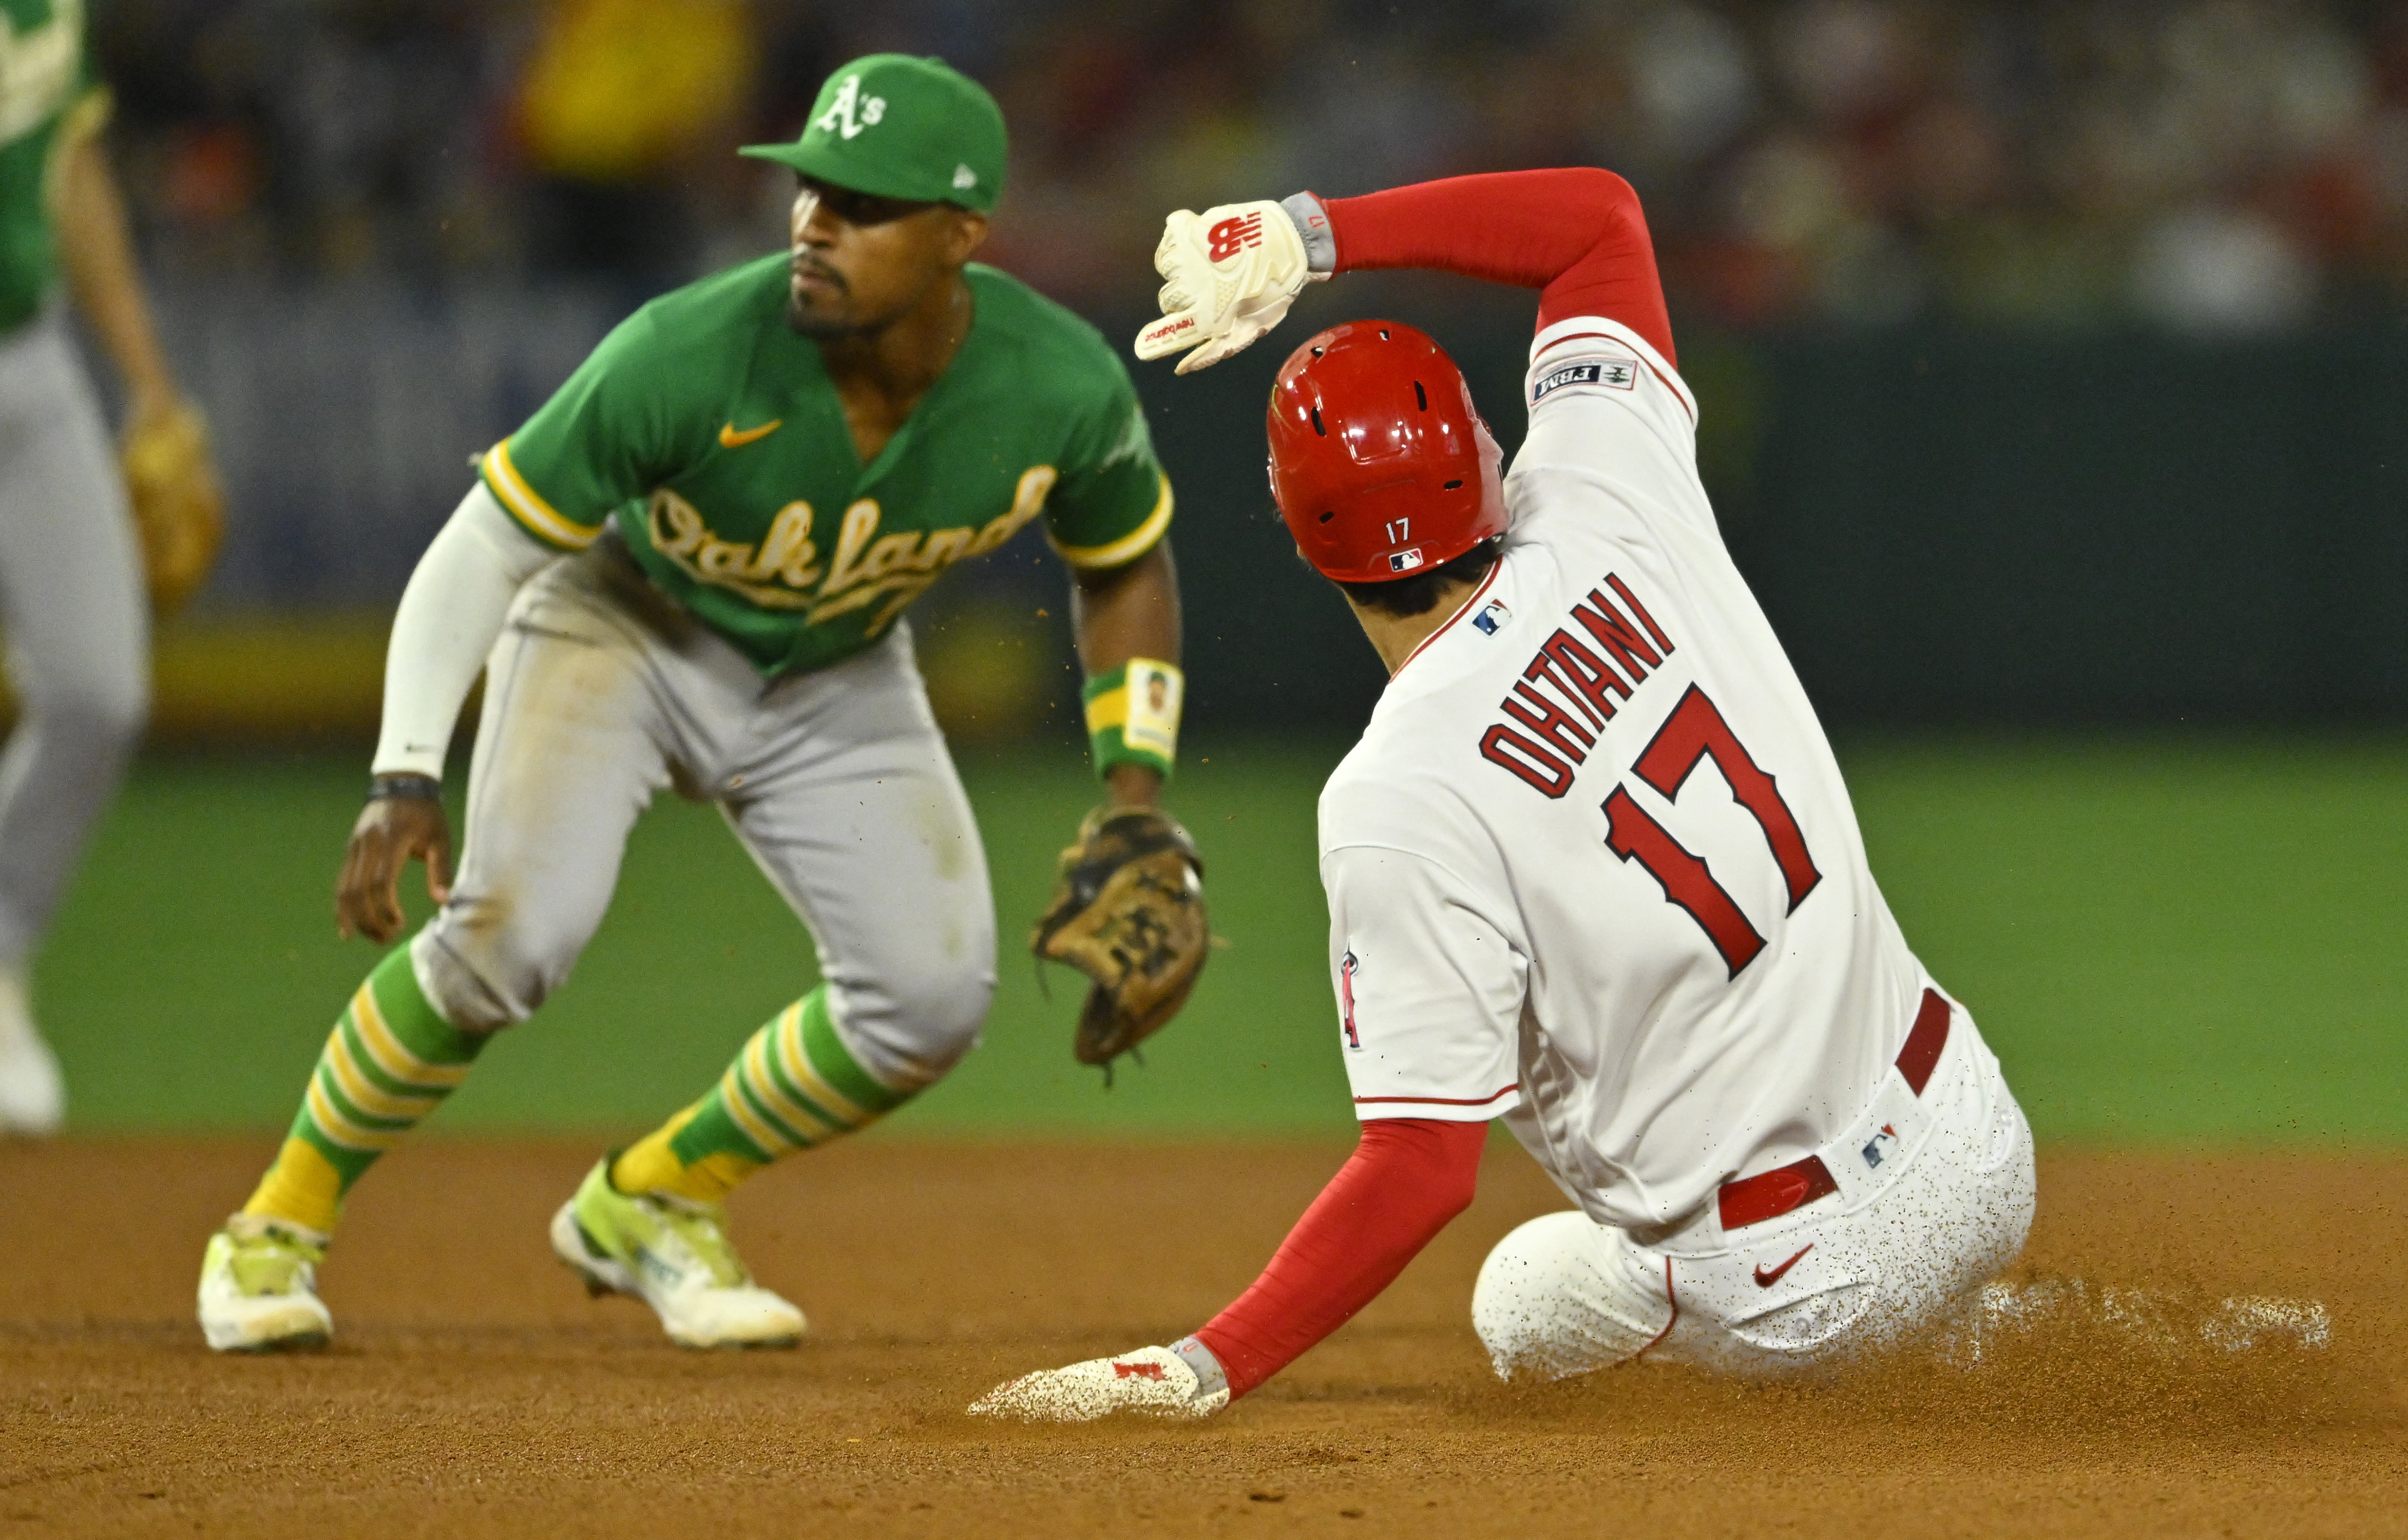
[785,293,864,338]
[785,254,863,337]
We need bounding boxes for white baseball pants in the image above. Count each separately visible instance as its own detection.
[409,540,996,1088]
[1473,1003,2036,1379]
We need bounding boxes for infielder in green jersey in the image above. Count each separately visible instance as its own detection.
[0,0,219,1134]
[198,56,1190,1352]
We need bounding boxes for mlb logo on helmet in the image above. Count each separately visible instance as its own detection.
[1388,548,1424,573]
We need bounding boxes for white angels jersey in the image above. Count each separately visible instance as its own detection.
[1321,313,1936,1233]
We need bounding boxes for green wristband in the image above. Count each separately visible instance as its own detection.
[1082,659,1183,781]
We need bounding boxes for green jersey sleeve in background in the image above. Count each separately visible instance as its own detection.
[0,0,104,334]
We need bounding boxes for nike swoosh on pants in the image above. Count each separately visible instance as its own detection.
[1753,1244,1812,1288]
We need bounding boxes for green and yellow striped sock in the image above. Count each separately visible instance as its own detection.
[242,946,485,1236]
[611,986,911,1204]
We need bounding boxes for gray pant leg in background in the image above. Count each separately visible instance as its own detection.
[415,542,996,1093]
[0,310,149,969]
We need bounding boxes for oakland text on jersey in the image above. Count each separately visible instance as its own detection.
[1476,571,1677,798]
[644,464,1059,633]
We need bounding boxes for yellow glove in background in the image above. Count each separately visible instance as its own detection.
[119,398,226,615]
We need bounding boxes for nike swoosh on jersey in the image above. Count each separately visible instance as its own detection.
[1753,1244,1812,1288]
[719,418,783,448]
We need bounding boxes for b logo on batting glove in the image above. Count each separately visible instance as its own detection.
[1133,200,1319,375]
[1207,212,1264,262]
[969,1344,1229,1422]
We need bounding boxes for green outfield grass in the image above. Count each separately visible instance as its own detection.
[32,733,2408,1144]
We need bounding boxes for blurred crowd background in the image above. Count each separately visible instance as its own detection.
[63,0,2408,733]
[100,0,2408,330]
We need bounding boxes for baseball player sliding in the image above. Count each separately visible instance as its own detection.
[0,0,223,1136]
[197,55,1207,1352]
[974,169,2036,1419]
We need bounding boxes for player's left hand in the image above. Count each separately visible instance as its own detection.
[1031,806,1208,1071]
[969,1345,1229,1423]
[1133,199,1321,374]
[119,394,226,615]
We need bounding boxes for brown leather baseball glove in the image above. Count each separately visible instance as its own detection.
[120,400,226,614]
[1031,806,1208,1072]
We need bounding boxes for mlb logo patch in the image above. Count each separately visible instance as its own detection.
[1860,1122,1901,1172]
[1532,359,1638,403]
[1471,598,1513,635]
[1388,548,1425,573]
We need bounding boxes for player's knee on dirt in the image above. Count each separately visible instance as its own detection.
[825,954,994,1092]
[411,897,587,1035]
[1472,1211,1670,1382]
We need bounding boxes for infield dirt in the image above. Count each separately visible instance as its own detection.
[4,1138,2401,1538]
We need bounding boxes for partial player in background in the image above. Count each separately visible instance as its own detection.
[196,55,1206,1353]
[975,170,2035,1420]
[0,0,224,1136]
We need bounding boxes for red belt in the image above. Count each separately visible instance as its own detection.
[1716,988,1952,1232]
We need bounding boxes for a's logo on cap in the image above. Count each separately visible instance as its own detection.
[815,74,887,140]
[953,163,977,190]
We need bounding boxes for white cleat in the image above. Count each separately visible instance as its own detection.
[0,971,64,1136]
[197,1214,334,1352]
[551,1158,804,1349]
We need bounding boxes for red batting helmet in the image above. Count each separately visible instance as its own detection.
[1266,320,1505,584]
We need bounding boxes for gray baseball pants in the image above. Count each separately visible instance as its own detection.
[0,308,148,969]
[408,538,996,1090]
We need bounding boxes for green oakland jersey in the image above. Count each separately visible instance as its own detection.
[482,254,1171,676]
[0,0,101,333]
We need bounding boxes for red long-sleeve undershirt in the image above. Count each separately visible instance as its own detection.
[1192,1117,1486,1399]
[1320,168,1676,366]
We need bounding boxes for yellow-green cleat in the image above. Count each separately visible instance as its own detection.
[197,1214,334,1352]
[549,1158,804,1349]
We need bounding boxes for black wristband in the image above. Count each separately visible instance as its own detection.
[368,772,441,803]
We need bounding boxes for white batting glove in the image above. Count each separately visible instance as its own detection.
[969,1344,1231,1423]
[1133,199,1326,374]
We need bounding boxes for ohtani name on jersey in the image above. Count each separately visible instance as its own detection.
[1477,573,1677,799]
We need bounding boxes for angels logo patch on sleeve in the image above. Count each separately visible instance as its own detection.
[1532,358,1639,404]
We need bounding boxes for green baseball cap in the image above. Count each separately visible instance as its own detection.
[740,54,1006,213]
